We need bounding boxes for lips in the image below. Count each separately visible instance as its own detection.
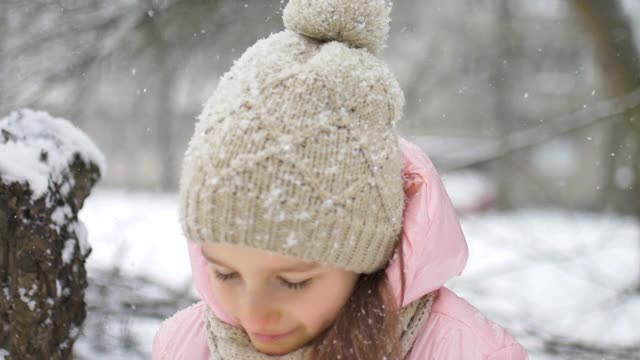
[252,328,296,342]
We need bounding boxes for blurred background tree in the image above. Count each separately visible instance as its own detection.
[1,0,637,211]
[570,0,640,214]
[2,0,638,213]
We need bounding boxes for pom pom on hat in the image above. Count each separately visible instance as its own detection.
[283,0,391,54]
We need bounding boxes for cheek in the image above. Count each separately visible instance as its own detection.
[208,272,240,316]
[290,278,354,332]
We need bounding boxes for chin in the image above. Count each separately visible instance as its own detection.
[251,338,301,356]
[260,349,291,356]
[254,344,294,356]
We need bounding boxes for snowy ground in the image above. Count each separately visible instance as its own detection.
[73,188,640,359]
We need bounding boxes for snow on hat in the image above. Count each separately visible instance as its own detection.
[179,0,405,273]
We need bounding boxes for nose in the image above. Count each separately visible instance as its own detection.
[241,289,282,332]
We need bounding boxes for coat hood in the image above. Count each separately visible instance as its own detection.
[186,137,468,324]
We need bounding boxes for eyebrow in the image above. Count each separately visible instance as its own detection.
[200,249,320,273]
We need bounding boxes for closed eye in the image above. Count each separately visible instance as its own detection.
[279,277,311,291]
[214,270,237,281]
[213,270,311,291]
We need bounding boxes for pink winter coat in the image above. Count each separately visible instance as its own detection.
[153,137,529,359]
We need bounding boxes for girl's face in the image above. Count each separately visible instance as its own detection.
[201,242,359,355]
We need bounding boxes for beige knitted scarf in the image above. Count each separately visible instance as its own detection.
[204,292,435,360]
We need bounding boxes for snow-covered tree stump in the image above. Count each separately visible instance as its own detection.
[0,109,105,360]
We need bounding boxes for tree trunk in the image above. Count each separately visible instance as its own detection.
[0,109,103,359]
[490,0,515,208]
[569,0,640,215]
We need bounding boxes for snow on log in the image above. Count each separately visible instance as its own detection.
[0,109,104,360]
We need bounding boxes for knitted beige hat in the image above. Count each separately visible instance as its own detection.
[179,0,406,274]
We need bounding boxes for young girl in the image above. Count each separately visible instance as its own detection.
[153,0,528,358]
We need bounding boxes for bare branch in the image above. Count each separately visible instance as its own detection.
[424,86,640,171]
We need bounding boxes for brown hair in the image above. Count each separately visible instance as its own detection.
[308,242,407,360]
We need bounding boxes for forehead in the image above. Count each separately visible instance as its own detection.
[200,242,318,271]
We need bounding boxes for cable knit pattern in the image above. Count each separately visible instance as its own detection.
[205,293,435,360]
[179,0,406,273]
